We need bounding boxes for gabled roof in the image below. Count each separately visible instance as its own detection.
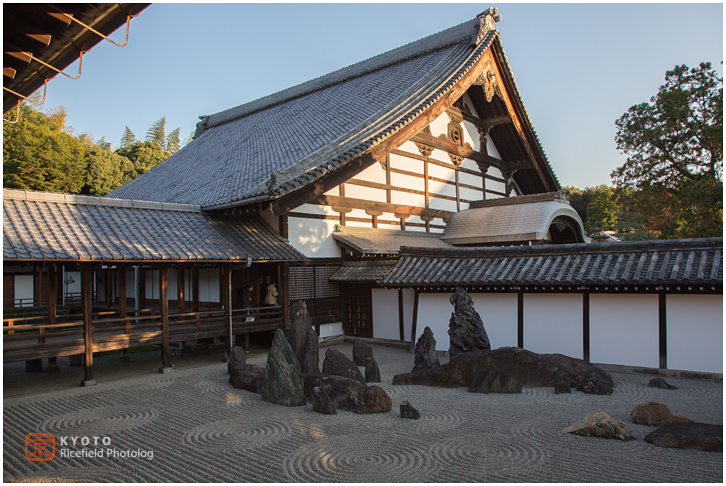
[329,260,399,283]
[442,192,588,246]
[332,227,452,256]
[3,189,305,262]
[109,9,559,211]
[380,238,723,289]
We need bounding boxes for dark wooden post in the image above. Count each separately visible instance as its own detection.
[159,265,171,373]
[105,267,113,305]
[138,267,146,309]
[118,264,130,362]
[410,290,419,351]
[398,289,405,342]
[221,264,231,361]
[280,262,290,329]
[177,265,185,313]
[658,292,667,370]
[582,291,590,362]
[517,291,524,349]
[46,264,60,373]
[80,263,96,386]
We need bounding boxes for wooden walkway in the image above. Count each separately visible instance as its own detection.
[3,305,284,364]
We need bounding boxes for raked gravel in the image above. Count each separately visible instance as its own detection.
[3,343,722,482]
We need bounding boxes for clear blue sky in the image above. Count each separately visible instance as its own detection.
[37,2,723,189]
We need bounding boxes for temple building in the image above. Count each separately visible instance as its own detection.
[4,9,722,381]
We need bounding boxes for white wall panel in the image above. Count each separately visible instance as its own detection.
[198,268,219,303]
[14,275,34,306]
[288,216,340,258]
[319,322,343,339]
[523,294,583,358]
[590,294,659,368]
[462,120,480,151]
[397,140,420,155]
[390,152,422,172]
[428,113,450,138]
[355,162,387,184]
[470,293,518,348]
[390,189,426,208]
[345,184,387,203]
[416,293,454,351]
[486,137,503,159]
[428,197,458,212]
[372,289,401,341]
[666,294,723,373]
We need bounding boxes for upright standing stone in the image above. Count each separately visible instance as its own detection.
[227,345,247,374]
[365,357,381,383]
[413,326,441,372]
[261,329,307,407]
[287,301,320,374]
[353,338,374,366]
[448,288,490,358]
[322,348,366,383]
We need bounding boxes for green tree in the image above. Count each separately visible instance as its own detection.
[184,130,195,147]
[82,145,131,195]
[3,103,87,193]
[585,185,619,233]
[564,186,595,228]
[166,127,181,154]
[146,116,166,147]
[613,62,722,238]
[114,141,170,180]
[120,126,136,148]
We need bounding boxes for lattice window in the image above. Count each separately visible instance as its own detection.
[289,265,341,324]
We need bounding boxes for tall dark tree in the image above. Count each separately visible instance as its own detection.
[613,62,722,238]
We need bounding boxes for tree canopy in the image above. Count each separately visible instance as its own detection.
[612,62,722,238]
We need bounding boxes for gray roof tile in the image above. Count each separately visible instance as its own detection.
[381,238,723,288]
[3,189,305,262]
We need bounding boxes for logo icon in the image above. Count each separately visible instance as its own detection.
[25,433,55,461]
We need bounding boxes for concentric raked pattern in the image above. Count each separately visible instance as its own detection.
[3,343,723,483]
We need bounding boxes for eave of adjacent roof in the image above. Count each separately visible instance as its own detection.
[380,238,723,289]
[3,189,305,263]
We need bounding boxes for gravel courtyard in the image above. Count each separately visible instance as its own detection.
[3,343,723,482]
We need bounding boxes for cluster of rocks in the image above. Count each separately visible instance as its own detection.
[564,395,722,452]
[402,289,614,396]
[228,301,393,415]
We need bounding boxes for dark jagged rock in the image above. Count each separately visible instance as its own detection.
[631,401,694,426]
[287,301,320,374]
[468,366,523,394]
[227,345,247,374]
[649,377,679,390]
[229,363,265,394]
[576,372,614,395]
[563,412,635,441]
[448,288,491,358]
[261,329,307,407]
[400,401,421,419]
[352,338,374,366]
[645,422,722,452]
[554,382,572,394]
[365,357,381,383]
[393,346,614,392]
[303,374,392,414]
[311,385,337,415]
[322,348,365,383]
[413,326,440,372]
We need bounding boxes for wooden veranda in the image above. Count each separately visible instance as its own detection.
[3,261,291,385]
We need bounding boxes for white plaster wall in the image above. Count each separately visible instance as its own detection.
[344,183,387,203]
[198,268,220,303]
[470,293,518,348]
[288,215,340,258]
[353,161,387,184]
[319,322,343,339]
[145,270,159,300]
[14,275,34,306]
[523,294,583,358]
[401,289,415,343]
[428,113,450,138]
[590,294,659,368]
[415,293,454,351]
[666,294,723,373]
[64,271,81,295]
[372,288,401,341]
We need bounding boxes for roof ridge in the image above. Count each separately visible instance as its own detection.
[3,188,202,212]
[198,18,480,133]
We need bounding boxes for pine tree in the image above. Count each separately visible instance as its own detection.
[120,126,136,148]
[166,128,181,154]
[183,130,194,146]
[146,117,166,147]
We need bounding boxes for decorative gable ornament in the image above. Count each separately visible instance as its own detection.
[472,7,502,45]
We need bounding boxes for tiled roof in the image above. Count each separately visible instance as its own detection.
[380,238,723,288]
[442,192,588,245]
[3,189,305,262]
[329,261,398,283]
[332,227,453,256]
[108,12,558,209]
